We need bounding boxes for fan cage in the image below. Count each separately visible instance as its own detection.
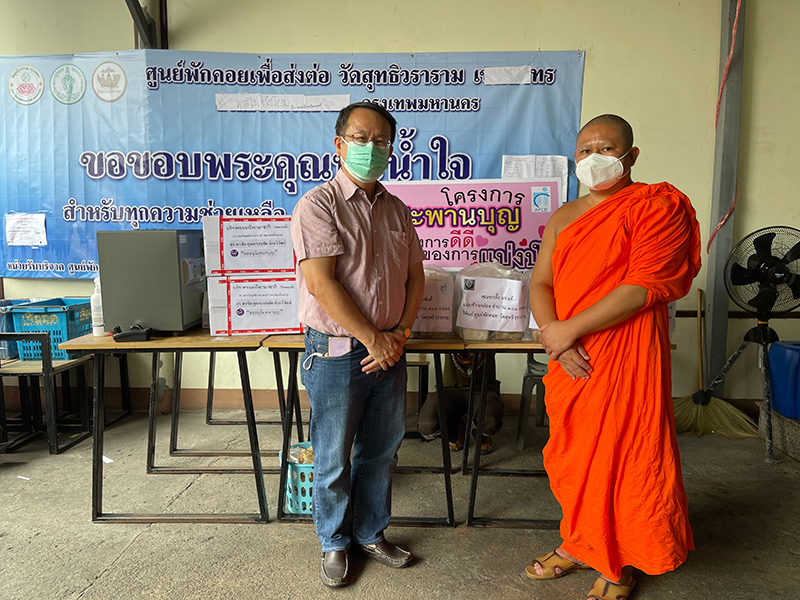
[723,226,800,316]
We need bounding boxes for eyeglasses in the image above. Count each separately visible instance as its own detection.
[340,133,393,148]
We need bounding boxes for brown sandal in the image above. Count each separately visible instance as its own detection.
[587,575,636,600]
[525,550,591,580]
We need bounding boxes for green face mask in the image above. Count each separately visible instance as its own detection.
[340,138,390,183]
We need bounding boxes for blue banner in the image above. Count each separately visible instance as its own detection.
[0,49,584,278]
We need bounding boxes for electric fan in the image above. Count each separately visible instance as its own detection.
[695,226,800,462]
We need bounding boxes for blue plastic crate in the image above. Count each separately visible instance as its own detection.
[8,298,92,361]
[279,441,314,514]
[0,299,31,359]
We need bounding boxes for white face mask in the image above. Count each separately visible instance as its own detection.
[575,148,631,191]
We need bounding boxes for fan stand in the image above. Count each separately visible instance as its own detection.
[695,320,780,463]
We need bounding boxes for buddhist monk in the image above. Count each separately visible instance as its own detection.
[527,114,701,600]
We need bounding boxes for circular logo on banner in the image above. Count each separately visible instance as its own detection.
[92,61,127,103]
[50,64,87,105]
[8,65,45,105]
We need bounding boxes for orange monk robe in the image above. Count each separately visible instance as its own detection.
[543,182,702,581]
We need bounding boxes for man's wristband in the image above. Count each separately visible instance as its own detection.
[393,324,412,339]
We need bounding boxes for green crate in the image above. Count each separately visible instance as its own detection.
[9,298,92,360]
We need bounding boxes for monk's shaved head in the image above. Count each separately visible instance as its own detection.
[579,114,634,150]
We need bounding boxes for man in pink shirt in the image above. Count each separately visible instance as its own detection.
[291,102,425,588]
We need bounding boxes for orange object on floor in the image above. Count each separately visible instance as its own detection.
[543,182,701,581]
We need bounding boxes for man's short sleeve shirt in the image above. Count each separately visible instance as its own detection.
[291,169,424,336]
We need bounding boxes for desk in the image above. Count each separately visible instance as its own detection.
[60,330,270,524]
[0,332,93,454]
[261,334,464,528]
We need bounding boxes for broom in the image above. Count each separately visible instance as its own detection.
[673,288,758,438]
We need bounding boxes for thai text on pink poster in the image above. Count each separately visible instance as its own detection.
[384,178,558,270]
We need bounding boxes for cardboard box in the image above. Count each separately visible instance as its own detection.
[207,274,301,336]
[202,215,295,276]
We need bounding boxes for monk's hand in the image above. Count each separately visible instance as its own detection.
[361,331,404,374]
[540,320,578,361]
[556,342,592,380]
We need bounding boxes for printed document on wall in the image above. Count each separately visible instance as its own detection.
[6,213,47,246]
[502,155,569,207]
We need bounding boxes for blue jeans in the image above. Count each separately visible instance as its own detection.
[302,327,407,552]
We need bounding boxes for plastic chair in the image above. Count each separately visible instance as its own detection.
[515,353,548,450]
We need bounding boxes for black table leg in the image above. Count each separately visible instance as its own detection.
[205,352,216,424]
[118,354,131,416]
[433,351,455,527]
[276,349,310,523]
[466,351,492,525]
[103,354,131,429]
[92,353,106,521]
[77,363,89,432]
[237,351,269,522]
[169,352,184,454]
[276,357,293,522]
[461,357,480,474]
[0,377,7,444]
[146,352,160,473]
[273,351,287,423]
[288,352,303,443]
[42,367,58,454]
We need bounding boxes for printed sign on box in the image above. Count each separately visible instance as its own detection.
[412,277,454,333]
[202,215,295,275]
[383,179,557,270]
[456,276,528,332]
[208,274,301,336]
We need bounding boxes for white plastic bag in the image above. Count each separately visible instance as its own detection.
[411,264,454,339]
[454,262,531,341]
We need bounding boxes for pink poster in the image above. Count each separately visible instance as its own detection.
[384,178,558,270]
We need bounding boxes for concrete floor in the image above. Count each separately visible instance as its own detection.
[2,409,800,600]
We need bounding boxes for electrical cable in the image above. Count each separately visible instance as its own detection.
[707,0,742,254]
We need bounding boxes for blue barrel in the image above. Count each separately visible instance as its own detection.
[769,341,800,420]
